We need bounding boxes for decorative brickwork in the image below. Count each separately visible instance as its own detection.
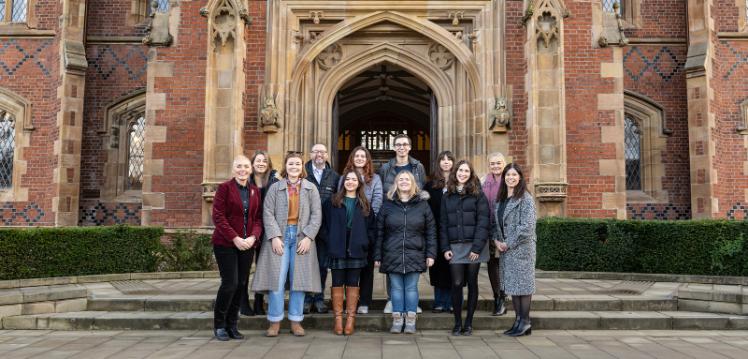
[78,200,140,225]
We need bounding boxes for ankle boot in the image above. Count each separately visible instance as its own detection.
[493,296,507,316]
[332,287,345,335]
[344,287,360,335]
[504,317,520,335]
[507,318,532,337]
[265,321,280,337]
[254,293,265,315]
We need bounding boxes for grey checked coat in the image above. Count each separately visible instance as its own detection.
[493,191,537,296]
[251,179,323,294]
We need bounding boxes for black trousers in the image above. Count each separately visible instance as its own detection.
[358,258,375,306]
[213,245,253,329]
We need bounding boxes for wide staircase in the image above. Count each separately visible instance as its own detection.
[1,270,747,331]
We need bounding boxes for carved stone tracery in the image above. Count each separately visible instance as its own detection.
[317,43,343,70]
[211,0,238,48]
[428,43,455,70]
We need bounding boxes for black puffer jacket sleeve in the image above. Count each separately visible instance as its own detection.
[471,193,491,254]
[424,202,437,260]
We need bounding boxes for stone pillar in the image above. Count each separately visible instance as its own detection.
[685,0,718,218]
[201,0,248,226]
[53,0,88,226]
[526,0,569,216]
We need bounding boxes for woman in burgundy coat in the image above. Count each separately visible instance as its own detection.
[211,155,263,341]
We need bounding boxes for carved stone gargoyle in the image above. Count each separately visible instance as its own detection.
[489,97,512,133]
[143,1,173,47]
[260,96,282,133]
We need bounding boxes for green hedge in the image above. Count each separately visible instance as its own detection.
[537,218,748,276]
[0,225,163,280]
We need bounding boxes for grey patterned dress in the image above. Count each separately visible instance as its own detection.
[493,191,537,296]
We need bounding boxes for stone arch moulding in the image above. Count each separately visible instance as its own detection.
[289,10,481,96]
[312,43,456,155]
[0,87,33,131]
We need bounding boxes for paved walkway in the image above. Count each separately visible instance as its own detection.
[2,329,748,359]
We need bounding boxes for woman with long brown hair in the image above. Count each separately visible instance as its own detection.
[323,170,374,335]
[339,146,382,314]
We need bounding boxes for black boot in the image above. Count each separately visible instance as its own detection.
[451,321,462,336]
[214,328,230,341]
[504,317,520,335]
[227,327,245,340]
[461,318,473,336]
[493,296,507,316]
[253,293,265,315]
[507,318,532,337]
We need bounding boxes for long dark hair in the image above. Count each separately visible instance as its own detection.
[446,160,482,196]
[342,146,374,184]
[430,150,455,189]
[497,163,528,201]
[331,170,371,217]
[250,150,274,187]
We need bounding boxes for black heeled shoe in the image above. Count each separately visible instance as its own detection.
[503,317,520,335]
[451,323,462,336]
[214,328,230,341]
[493,297,507,316]
[226,327,245,340]
[507,319,532,337]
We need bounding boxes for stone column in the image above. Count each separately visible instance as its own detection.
[53,0,88,226]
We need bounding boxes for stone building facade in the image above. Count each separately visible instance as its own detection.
[0,0,747,228]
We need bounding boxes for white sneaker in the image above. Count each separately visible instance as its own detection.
[357,305,369,314]
[383,300,392,314]
[417,306,422,314]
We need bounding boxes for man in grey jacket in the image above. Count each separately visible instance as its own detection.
[377,134,427,193]
[376,134,427,314]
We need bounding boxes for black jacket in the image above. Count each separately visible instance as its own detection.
[377,156,427,194]
[374,191,437,274]
[424,180,451,288]
[305,161,340,204]
[439,191,490,255]
[322,199,375,260]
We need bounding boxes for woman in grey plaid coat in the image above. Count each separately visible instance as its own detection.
[251,152,322,337]
[494,163,536,337]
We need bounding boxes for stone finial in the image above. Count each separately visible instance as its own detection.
[489,97,512,133]
[260,96,282,133]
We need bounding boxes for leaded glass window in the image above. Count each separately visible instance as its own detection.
[10,0,26,22]
[126,115,145,190]
[625,116,642,191]
[147,0,169,15]
[0,1,6,21]
[603,0,623,15]
[0,110,15,189]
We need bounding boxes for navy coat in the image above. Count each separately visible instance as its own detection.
[322,199,374,260]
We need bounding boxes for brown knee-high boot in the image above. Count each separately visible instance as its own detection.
[332,287,345,335]
[344,286,360,335]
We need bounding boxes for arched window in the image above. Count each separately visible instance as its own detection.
[602,0,623,15]
[624,116,642,191]
[0,110,14,189]
[126,115,145,190]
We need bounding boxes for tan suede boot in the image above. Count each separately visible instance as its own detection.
[332,287,345,335]
[344,286,360,335]
[290,321,306,337]
[265,321,280,337]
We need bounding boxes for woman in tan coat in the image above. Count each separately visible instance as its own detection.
[251,152,322,337]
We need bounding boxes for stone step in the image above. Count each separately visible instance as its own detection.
[5,310,746,331]
[86,296,677,312]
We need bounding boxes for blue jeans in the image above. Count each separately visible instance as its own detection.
[433,286,452,310]
[389,272,420,314]
[267,225,306,322]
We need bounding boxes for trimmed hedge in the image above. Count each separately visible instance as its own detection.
[0,225,163,280]
[537,218,748,276]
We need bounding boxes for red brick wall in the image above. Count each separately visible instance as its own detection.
[243,1,268,153]
[0,36,59,225]
[563,1,619,218]
[625,0,687,39]
[505,0,528,169]
[86,0,146,37]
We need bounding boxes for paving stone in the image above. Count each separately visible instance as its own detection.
[596,312,672,330]
[130,272,183,280]
[77,274,132,283]
[663,311,731,330]
[87,298,145,311]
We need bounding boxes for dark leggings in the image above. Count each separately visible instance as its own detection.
[450,263,481,327]
[358,259,375,305]
[487,256,505,299]
[512,295,532,321]
[331,268,362,287]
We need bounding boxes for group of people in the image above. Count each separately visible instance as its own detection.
[210,134,537,341]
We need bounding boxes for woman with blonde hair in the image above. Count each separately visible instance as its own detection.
[374,171,436,334]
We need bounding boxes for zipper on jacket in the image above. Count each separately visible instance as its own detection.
[402,202,407,274]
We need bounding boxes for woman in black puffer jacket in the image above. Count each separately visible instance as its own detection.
[440,160,490,336]
[374,170,437,334]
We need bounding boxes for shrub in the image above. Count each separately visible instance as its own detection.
[157,231,215,272]
[537,218,748,276]
[0,225,163,280]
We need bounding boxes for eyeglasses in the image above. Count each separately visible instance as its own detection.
[393,143,410,148]
[286,150,304,155]
[311,150,327,154]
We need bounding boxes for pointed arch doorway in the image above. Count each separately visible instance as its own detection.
[332,63,437,172]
